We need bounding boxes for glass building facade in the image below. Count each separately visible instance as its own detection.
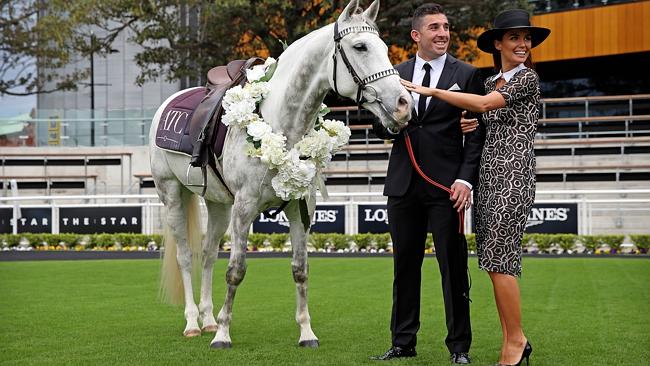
[36,27,180,147]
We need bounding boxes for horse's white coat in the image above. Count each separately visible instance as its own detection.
[149,0,412,348]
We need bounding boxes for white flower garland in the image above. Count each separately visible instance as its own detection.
[222,57,351,201]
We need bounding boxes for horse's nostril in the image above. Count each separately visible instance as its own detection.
[398,96,409,107]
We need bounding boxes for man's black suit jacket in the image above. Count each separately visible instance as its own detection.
[373,54,486,197]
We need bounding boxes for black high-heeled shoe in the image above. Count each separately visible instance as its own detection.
[515,341,532,366]
[495,341,533,366]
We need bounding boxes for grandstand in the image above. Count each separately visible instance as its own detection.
[1,0,648,235]
[2,93,648,235]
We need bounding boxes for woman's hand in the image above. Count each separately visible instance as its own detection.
[460,110,478,134]
[401,79,436,96]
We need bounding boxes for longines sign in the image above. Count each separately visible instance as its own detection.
[525,203,578,234]
[358,204,389,233]
[359,202,578,234]
[253,205,345,233]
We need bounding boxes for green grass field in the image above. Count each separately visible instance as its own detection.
[1,257,648,365]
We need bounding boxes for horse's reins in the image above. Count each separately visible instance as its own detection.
[332,22,400,116]
[404,133,466,235]
[406,132,471,301]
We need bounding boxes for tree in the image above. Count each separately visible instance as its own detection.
[122,0,351,87]
[123,0,530,86]
[1,0,531,95]
[0,0,137,96]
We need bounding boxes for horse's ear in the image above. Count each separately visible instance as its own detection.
[363,0,380,23]
[338,0,360,23]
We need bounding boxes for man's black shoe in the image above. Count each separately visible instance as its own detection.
[450,352,471,364]
[370,346,417,360]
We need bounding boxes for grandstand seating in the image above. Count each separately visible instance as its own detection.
[0,150,133,194]
[320,95,650,190]
[0,174,98,194]
[1,94,647,196]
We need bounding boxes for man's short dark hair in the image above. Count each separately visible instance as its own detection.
[412,3,446,31]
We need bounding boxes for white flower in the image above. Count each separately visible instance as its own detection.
[264,57,277,67]
[271,149,316,200]
[222,100,257,127]
[246,64,267,83]
[295,128,334,168]
[245,144,260,157]
[260,132,287,167]
[245,82,270,102]
[271,178,293,201]
[322,119,351,151]
[223,85,248,109]
[246,121,273,141]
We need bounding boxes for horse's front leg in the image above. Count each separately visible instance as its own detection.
[286,199,319,347]
[199,202,232,333]
[210,196,257,349]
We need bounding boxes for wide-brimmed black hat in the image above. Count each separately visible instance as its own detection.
[477,9,550,54]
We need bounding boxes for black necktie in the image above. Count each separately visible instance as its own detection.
[418,63,432,119]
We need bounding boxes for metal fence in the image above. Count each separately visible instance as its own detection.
[2,189,649,235]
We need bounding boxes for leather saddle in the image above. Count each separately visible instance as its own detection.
[189,57,264,169]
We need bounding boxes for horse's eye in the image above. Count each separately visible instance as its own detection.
[353,43,367,52]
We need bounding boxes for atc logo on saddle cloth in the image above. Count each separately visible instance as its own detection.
[155,87,205,154]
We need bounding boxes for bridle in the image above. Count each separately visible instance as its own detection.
[332,22,400,113]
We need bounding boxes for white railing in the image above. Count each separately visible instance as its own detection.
[1,189,649,235]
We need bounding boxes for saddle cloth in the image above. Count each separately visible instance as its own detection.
[154,58,264,162]
[155,87,210,156]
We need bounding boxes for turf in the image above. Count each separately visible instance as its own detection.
[1,257,648,365]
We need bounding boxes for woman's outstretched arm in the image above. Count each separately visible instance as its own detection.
[401,79,506,113]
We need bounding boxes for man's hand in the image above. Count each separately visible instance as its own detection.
[460,110,478,134]
[450,182,472,213]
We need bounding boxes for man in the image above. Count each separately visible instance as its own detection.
[371,3,485,364]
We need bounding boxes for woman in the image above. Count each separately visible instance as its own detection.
[402,9,550,366]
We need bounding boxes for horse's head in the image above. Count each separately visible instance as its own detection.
[330,0,412,132]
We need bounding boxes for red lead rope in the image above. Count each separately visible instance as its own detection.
[404,133,465,234]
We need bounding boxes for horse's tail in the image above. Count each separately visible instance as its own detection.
[160,193,203,305]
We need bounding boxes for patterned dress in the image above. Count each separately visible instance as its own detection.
[474,68,539,277]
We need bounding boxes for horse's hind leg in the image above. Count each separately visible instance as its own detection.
[199,202,232,333]
[286,200,319,347]
[210,196,257,349]
[160,179,202,337]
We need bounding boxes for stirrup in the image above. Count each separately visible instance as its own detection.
[185,164,208,196]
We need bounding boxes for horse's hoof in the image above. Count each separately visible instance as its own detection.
[299,339,320,348]
[202,325,218,333]
[210,341,232,349]
[183,329,201,337]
